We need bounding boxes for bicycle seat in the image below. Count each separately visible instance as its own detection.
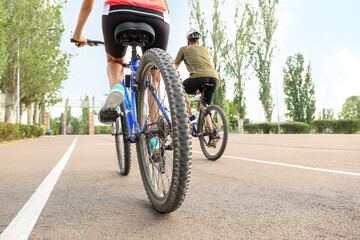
[201,83,214,89]
[114,22,155,47]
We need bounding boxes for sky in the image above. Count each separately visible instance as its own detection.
[54,0,360,122]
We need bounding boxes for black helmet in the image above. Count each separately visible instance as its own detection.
[187,29,202,40]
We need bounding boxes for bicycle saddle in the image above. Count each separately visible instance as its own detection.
[114,22,155,47]
[201,83,214,89]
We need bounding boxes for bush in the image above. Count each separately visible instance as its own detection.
[334,119,360,134]
[311,120,336,133]
[311,119,360,134]
[244,122,310,134]
[280,122,310,134]
[94,126,112,134]
[0,123,43,142]
[244,124,259,134]
[258,123,277,134]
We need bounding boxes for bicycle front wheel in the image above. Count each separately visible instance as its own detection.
[199,105,228,161]
[114,103,131,175]
[135,48,191,213]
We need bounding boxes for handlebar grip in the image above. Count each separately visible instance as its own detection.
[70,38,104,46]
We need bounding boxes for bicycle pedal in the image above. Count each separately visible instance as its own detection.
[99,108,119,123]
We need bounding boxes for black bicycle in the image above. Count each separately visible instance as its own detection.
[189,84,228,160]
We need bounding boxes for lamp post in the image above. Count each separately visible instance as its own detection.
[16,27,56,124]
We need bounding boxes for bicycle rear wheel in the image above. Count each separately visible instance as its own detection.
[199,105,228,160]
[136,48,191,213]
[114,103,131,175]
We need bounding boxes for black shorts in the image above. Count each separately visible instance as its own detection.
[102,5,170,58]
[183,77,219,105]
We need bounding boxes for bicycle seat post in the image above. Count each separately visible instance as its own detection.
[131,46,140,61]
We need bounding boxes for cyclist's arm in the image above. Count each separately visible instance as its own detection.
[174,47,184,68]
[164,0,170,13]
[73,0,95,47]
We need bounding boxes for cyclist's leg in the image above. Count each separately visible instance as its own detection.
[202,78,219,132]
[106,53,125,88]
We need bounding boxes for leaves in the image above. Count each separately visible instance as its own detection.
[1,0,70,121]
[224,2,256,119]
[251,0,279,122]
[283,53,316,124]
[338,96,360,119]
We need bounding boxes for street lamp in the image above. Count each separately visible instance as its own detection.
[16,27,56,123]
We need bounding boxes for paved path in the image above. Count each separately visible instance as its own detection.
[0,134,359,239]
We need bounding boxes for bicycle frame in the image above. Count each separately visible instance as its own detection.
[122,50,172,143]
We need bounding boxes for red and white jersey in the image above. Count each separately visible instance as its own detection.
[104,0,167,13]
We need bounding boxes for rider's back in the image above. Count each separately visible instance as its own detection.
[175,45,219,79]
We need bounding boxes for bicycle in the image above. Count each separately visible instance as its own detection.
[70,21,191,213]
[189,84,228,161]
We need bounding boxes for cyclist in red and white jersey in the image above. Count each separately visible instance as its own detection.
[72,0,170,122]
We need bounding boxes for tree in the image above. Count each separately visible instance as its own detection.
[0,3,8,80]
[283,53,316,124]
[338,96,360,119]
[0,0,69,123]
[252,0,279,122]
[188,0,208,48]
[71,117,81,134]
[188,0,228,109]
[210,0,227,109]
[224,2,255,133]
[65,97,72,126]
[80,95,90,127]
[319,108,335,120]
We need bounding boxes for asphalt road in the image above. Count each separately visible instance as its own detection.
[0,134,359,239]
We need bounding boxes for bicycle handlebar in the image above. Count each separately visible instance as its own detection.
[70,38,104,46]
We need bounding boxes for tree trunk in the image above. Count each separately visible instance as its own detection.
[4,87,16,123]
[27,103,34,125]
[237,112,244,134]
[33,103,39,125]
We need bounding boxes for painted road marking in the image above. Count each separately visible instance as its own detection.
[192,151,360,177]
[0,137,78,240]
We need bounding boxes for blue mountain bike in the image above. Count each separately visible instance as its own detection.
[71,22,191,213]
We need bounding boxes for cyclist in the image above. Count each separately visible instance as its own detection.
[174,29,219,145]
[73,0,170,154]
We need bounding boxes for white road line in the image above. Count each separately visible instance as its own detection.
[192,151,360,177]
[0,137,78,240]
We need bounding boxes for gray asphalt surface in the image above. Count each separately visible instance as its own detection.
[0,134,359,239]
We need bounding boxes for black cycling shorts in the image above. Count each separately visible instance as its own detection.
[102,5,170,58]
[183,77,219,105]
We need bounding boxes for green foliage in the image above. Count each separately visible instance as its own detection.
[244,122,310,134]
[1,0,70,122]
[224,2,255,120]
[318,108,335,120]
[0,122,42,142]
[338,96,360,119]
[210,0,227,109]
[243,124,259,133]
[251,0,279,122]
[188,0,208,48]
[280,122,310,134]
[188,0,228,109]
[311,119,360,134]
[71,117,81,134]
[283,53,316,124]
[94,126,112,134]
[0,3,8,80]
[50,117,61,135]
[83,120,89,134]
[81,95,90,127]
